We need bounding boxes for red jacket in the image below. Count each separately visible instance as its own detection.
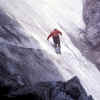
[47,29,62,40]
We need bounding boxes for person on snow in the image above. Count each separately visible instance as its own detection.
[47,28,62,48]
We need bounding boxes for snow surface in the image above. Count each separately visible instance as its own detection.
[0,0,100,99]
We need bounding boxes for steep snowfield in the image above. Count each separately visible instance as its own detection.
[0,0,100,99]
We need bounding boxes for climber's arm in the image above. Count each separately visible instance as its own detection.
[47,33,53,40]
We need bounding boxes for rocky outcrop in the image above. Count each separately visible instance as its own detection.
[0,43,65,96]
[0,77,94,100]
[83,0,100,48]
[33,76,94,100]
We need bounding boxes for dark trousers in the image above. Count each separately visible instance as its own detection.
[53,35,60,48]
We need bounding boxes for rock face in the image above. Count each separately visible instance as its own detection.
[0,77,93,100]
[33,76,94,100]
[83,0,100,47]
[0,43,65,96]
[0,9,63,97]
[0,4,94,100]
[0,9,29,45]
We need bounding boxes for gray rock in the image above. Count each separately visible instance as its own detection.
[33,77,94,100]
[83,0,100,48]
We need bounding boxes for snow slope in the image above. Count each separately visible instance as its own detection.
[0,0,100,99]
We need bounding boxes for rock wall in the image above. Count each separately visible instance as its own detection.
[83,0,100,47]
[0,9,64,97]
[0,2,95,99]
[0,77,94,100]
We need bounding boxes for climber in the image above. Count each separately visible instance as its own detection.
[47,28,62,48]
